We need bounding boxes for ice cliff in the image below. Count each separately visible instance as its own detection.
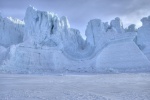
[0,15,24,47]
[136,16,150,60]
[0,6,150,74]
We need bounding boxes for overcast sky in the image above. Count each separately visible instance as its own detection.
[0,0,150,37]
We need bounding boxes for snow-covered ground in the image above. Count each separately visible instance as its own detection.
[0,73,150,100]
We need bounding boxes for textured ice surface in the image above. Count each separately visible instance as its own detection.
[137,16,150,60]
[0,6,150,74]
[96,41,150,73]
[0,46,7,65]
[0,15,24,47]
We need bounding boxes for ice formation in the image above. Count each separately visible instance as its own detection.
[136,16,150,60]
[0,15,24,47]
[0,46,7,65]
[0,6,150,74]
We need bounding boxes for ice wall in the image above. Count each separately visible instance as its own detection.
[24,6,62,47]
[0,6,150,74]
[96,41,150,73]
[0,46,7,65]
[24,6,84,52]
[0,16,24,47]
[137,16,150,60]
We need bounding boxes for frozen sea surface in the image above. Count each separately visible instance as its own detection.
[0,73,150,100]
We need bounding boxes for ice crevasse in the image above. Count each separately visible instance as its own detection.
[0,6,150,74]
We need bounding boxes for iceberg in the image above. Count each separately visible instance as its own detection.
[0,6,150,74]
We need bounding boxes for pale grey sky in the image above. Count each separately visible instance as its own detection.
[0,0,150,37]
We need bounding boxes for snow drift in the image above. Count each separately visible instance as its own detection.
[0,6,150,74]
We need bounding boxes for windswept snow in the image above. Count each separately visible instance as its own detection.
[0,74,150,100]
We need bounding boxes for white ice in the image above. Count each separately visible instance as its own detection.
[0,6,150,74]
